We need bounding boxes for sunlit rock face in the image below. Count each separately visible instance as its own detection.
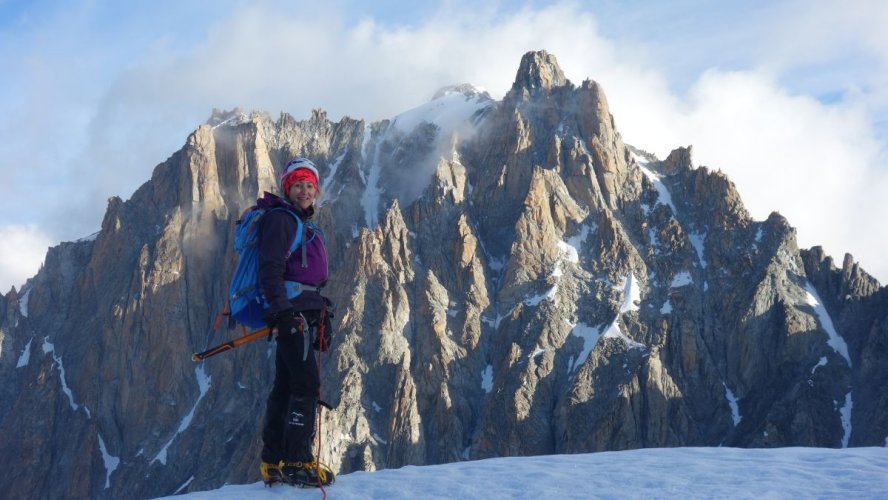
[0,51,884,499]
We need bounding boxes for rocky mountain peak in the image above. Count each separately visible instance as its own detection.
[1,50,887,499]
[431,84,493,102]
[508,50,570,98]
[661,146,693,175]
[206,107,248,127]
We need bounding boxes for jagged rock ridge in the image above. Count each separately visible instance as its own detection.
[0,51,886,499]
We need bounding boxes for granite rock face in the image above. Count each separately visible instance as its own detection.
[1,51,885,498]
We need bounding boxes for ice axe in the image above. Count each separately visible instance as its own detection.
[192,327,271,361]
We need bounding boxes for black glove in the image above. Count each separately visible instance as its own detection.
[264,308,300,337]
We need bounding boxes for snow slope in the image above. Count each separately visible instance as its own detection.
[163,447,888,499]
[390,85,491,135]
[360,85,493,228]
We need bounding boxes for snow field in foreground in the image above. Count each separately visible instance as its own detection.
[166,446,888,499]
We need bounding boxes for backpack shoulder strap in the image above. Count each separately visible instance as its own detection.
[264,207,304,257]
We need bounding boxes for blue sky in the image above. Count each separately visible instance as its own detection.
[1,0,886,290]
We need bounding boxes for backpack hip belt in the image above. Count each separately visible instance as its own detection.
[284,281,324,298]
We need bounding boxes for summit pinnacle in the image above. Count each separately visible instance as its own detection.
[510,50,570,95]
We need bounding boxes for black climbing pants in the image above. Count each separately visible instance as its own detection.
[261,324,320,464]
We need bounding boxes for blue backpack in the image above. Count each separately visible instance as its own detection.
[228,206,304,329]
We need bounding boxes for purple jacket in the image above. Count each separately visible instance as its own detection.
[257,192,329,314]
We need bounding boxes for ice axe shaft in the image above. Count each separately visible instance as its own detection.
[192,327,271,361]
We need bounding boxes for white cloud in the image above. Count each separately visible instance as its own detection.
[1,1,886,285]
[0,225,52,292]
[672,71,885,275]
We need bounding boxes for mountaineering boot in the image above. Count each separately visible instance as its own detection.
[260,461,284,485]
[281,460,335,487]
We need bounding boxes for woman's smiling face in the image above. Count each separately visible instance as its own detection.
[288,180,317,209]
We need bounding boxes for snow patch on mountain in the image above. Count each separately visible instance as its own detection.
[723,382,742,426]
[565,224,592,256]
[523,286,557,307]
[671,271,693,288]
[839,391,853,448]
[355,87,492,228]
[97,434,120,489]
[811,356,828,374]
[557,240,580,266]
[209,111,249,129]
[41,338,87,415]
[636,156,677,214]
[18,287,31,317]
[523,236,584,307]
[689,232,708,268]
[602,317,644,350]
[391,85,492,136]
[360,140,385,228]
[16,337,32,368]
[803,282,851,367]
[153,365,212,465]
[174,477,196,495]
[481,364,493,393]
[319,148,348,204]
[569,322,603,372]
[619,272,641,313]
